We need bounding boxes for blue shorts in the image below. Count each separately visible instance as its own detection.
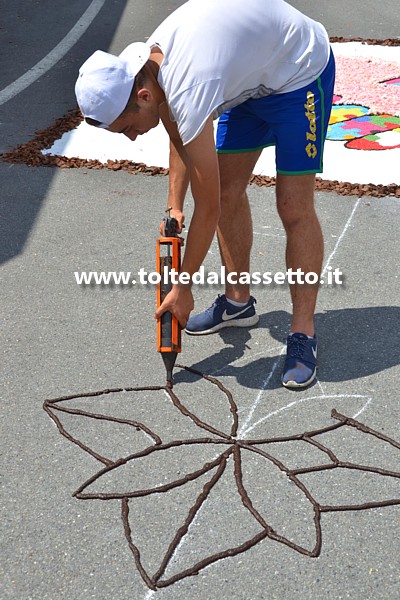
[216,50,335,175]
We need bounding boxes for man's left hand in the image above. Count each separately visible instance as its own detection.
[154,284,194,328]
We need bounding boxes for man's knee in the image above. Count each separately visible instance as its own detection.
[276,174,317,228]
[220,179,248,206]
[277,199,319,231]
[218,151,260,205]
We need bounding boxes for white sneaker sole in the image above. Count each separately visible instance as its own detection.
[281,368,317,389]
[185,314,259,335]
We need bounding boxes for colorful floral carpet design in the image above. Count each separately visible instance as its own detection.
[328,51,400,151]
[1,39,400,195]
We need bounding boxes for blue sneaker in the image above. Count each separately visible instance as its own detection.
[281,333,317,388]
[185,294,259,335]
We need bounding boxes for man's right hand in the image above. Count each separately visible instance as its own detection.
[159,208,185,235]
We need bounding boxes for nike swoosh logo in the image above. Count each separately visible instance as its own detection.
[222,307,250,321]
[312,347,318,359]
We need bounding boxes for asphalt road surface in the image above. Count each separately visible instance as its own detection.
[1,2,399,599]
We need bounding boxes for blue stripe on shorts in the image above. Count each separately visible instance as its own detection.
[216,49,335,175]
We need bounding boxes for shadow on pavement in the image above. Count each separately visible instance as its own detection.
[176,306,400,389]
[0,0,130,266]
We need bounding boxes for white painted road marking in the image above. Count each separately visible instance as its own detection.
[0,0,107,106]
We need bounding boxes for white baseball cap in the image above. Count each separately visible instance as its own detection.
[75,42,151,128]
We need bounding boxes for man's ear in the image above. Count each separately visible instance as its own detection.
[136,88,151,104]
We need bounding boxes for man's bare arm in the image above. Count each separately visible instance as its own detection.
[155,114,221,326]
[180,115,221,277]
[160,104,190,229]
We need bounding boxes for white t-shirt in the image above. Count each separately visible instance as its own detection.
[147,0,330,145]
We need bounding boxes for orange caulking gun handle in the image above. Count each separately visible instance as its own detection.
[156,236,183,353]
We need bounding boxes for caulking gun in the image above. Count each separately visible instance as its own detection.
[156,208,184,388]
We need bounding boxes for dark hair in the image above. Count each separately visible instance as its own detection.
[123,68,146,113]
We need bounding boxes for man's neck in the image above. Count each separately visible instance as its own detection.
[146,47,165,105]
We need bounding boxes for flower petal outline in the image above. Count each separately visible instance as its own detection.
[73,438,231,499]
[43,371,400,591]
[43,387,163,466]
[235,444,322,556]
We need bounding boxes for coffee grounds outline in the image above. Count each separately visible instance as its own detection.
[43,365,400,591]
[1,38,400,198]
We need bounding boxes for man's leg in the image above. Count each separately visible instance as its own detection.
[185,150,261,335]
[217,151,262,302]
[272,51,334,387]
[276,172,323,337]
[276,172,322,388]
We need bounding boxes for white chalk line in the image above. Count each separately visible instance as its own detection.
[352,397,373,419]
[238,349,286,438]
[239,196,362,436]
[321,197,362,278]
[253,231,286,238]
[142,349,281,590]
[210,345,284,378]
[139,391,372,597]
[241,394,372,438]
[139,151,363,597]
[0,0,106,106]
[260,225,285,231]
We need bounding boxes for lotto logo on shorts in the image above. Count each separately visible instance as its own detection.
[304,91,318,159]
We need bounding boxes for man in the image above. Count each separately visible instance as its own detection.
[75,0,335,388]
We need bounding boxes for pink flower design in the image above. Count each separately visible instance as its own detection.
[334,55,400,116]
[328,54,400,150]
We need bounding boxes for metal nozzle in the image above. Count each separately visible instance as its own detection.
[161,351,177,388]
